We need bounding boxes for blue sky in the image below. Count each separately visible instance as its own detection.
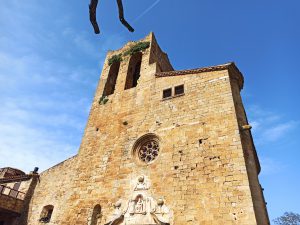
[0,0,299,222]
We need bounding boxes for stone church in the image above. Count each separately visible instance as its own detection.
[0,33,270,225]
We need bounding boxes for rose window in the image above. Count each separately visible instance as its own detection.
[138,140,159,163]
[133,134,160,164]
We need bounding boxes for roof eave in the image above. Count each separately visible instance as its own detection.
[155,62,244,90]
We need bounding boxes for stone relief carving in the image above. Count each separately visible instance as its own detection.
[134,175,149,191]
[104,200,125,225]
[151,199,171,225]
[102,176,172,225]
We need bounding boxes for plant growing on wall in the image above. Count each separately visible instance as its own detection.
[107,42,150,66]
[99,95,109,105]
[124,41,150,56]
[108,54,123,66]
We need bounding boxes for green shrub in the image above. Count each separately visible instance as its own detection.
[99,95,109,105]
[108,54,122,66]
[124,41,150,56]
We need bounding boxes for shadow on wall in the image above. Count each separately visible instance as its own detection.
[18,176,39,225]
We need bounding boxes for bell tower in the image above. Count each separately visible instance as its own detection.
[94,32,173,108]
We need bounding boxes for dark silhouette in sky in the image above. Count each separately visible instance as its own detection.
[89,0,134,34]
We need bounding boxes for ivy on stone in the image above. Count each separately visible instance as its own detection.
[99,95,109,105]
[124,42,150,56]
[108,54,123,66]
[107,42,150,66]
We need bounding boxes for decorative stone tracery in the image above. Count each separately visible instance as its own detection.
[133,134,160,164]
[138,140,160,163]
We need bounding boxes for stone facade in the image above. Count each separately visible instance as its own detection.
[6,33,270,224]
[0,168,38,225]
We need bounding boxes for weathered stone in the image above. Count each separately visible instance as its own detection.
[2,33,270,225]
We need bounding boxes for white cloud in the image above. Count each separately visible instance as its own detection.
[259,157,287,177]
[250,120,261,131]
[0,120,76,173]
[262,121,298,142]
[245,104,298,178]
[248,105,298,144]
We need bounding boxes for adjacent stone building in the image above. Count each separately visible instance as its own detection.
[0,33,270,225]
[0,167,39,225]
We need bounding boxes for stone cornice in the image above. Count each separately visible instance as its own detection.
[155,62,244,90]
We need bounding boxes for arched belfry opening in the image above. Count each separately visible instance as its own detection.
[125,52,142,90]
[103,61,120,96]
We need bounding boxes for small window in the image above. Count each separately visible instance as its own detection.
[39,205,54,223]
[163,88,172,99]
[175,84,184,95]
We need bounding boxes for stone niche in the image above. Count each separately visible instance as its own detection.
[103,175,173,225]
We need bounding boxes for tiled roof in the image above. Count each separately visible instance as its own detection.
[155,62,240,77]
[0,174,34,184]
[155,62,244,89]
[0,167,26,176]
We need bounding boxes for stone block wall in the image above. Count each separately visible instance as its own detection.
[25,156,77,224]
[26,33,269,225]
[229,69,270,224]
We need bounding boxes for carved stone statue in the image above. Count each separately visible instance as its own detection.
[89,0,134,35]
[134,175,148,191]
[151,199,171,225]
[104,200,124,225]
